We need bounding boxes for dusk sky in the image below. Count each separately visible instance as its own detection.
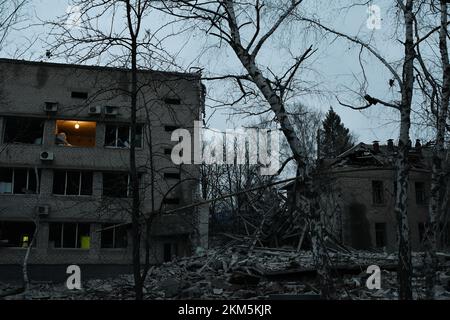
[3,0,434,146]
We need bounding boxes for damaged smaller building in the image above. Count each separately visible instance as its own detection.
[285,140,450,251]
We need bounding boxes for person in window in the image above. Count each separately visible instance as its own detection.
[55,132,72,146]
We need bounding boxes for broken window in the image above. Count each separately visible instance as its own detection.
[53,171,93,196]
[164,172,180,180]
[71,91,88,99]
[3,117,44,145]
[163,198,180,205]
[104,124,142,148]
[0,168,41,194]
[0,221,35,247]
[415,182,427,205]
[55,120,96,147]
[100,224,128,248]
[103,172,129,198]
[49,222,90,249]
[163,97,181,105]
[372,180,384,204]
[418,222,426,243]
[164,125,179,132]
[163,243,178,262]
[375,223,387,247]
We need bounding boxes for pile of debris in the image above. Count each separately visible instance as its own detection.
[1,246,450,300]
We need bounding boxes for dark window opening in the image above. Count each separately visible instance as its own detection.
[56,120,96,147]
[372,180,384,204]
[415,182,427,205]
[49,222,90,249]
[71,91,88,99]
[3,117,44,145]
[100,224,128,248]
[418,222,426,243]
[53,171,93,196]
[104,124,142,148]
[163,198,180,205]
[375,223,387,247]
[164,125,179,132]
[163,243,172,262]
[163,97,181,105]
[0,168,41,194]
[164,172,180,180]
[0,221,35,247]
[103,172,129,198]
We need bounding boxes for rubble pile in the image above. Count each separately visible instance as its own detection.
[1,247,449,300]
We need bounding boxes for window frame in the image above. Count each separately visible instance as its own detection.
[49,222,90,249]
[415,181,427,205]
[53,170,93,196]
[374,222,387,248]
[0,168,41,195]
[100,224,128,249]
[371,180,385,205]
[2,116,45,145]
[104,124,143,149]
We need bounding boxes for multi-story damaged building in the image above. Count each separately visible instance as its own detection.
[284,140,450,252]
[0,59,208,280]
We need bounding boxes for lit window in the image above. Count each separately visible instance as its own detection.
[55,120,96,147]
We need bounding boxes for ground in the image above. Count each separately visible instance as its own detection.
[1,247,450,300]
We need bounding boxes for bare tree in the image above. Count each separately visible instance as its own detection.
[414,0,450,299]
[46,0,176,300]
[155,0,336,298]
[297,0,417,299]
[0,0,27,51]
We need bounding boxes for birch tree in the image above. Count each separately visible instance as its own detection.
[414,0,450,299]
[156,0,336,298]
[297,0,417,299]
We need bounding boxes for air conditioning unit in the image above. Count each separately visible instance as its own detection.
[35,205,50,217]
[44,102,59,113]
[88,106,102,115]
[40,151,54,161]
[104,106,118,116]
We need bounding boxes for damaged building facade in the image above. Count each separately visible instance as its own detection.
[285,140,450,252]
[0,59,208,279]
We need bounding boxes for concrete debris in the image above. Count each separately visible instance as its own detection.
[1,247,449,300]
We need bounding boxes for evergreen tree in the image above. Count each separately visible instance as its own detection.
[318,107,355,159]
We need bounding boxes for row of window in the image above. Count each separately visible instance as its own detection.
[2,117,176,148]
[0,168,180,198]
[0,221,127,249]
[371,180,427,205]
[3,117,181,148]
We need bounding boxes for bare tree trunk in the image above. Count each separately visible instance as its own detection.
[221,0,334,298]
[395,0,414,300]
[125,0,143,300]
[424,0,450,299]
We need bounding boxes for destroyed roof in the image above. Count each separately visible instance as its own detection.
[325,141,434,170]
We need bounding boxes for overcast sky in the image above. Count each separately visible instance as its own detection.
[2,0,436,146]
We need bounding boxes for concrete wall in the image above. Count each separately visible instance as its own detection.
[328,167,430,251]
